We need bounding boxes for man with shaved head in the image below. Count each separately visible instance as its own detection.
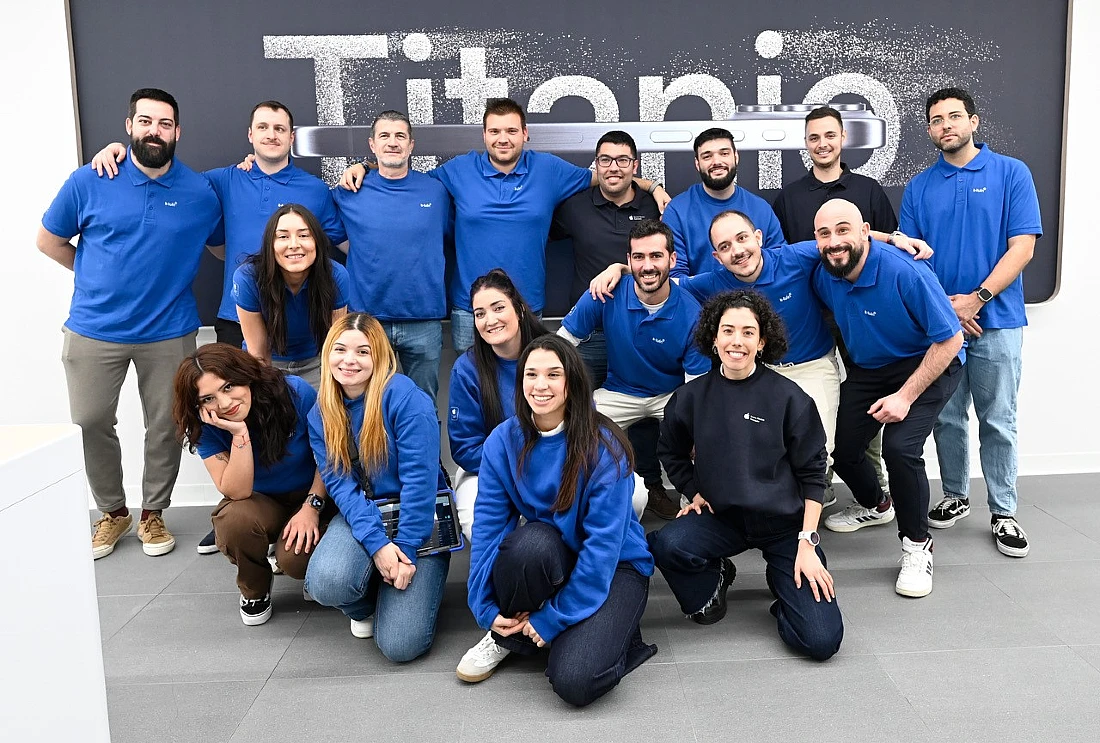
[811,199,964,598]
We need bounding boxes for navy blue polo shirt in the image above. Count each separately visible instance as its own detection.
[197,374,317,494]
[332,170,452,320]
[772,164,897,243]
[899,144,1042,330]
[431,150,592,312]
[551,185,662,302]
[663,183,785,279]
[42,152,222,344]
[205,162,344,322]
[681,241,833,365]
[232,260,350,361]
[562,280,710,396]
[812,240,963,369]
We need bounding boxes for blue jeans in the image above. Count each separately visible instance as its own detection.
[304,513,450,662]
[647,508,843,661]
[933,327,1023,516]
[380,320,443,405]
[451,307,542,355]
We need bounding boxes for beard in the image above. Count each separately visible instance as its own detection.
[700,163,737,191]
[936,129,973,155]
[131,134,176,169]
[632,266,670,296]
[821,241,866,278]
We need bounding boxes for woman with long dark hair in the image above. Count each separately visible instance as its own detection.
[233,203,349,388]
[173,343,332,626]
[647,290,844,660]
[458,334,657,706]
[303,312,450,662]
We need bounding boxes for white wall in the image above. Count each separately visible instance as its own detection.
[3,2,1097,510]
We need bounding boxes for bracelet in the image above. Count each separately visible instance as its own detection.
[233,435,250,449]
[648,181,663,194]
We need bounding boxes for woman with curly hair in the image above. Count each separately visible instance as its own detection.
[646,289,844,660]
[173,343,332,626]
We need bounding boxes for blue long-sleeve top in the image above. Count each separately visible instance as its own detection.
[308,373,442,566]
[467,417,654,643]
[446,350,517,473]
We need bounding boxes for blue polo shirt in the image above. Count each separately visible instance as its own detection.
[898,144,1042,330]
[663,183,785,279]
[332,170,452,320]
[232,260,350,361]
[196,375,317,494]
[42,152,222,344]
[431,150,592,312]
[205,162,345,322]
[562,280,710,396]
[812,240,963,369]
[681,241,833,365]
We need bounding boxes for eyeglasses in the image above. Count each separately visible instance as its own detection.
[928,112,971,129]
[595,155,636,168]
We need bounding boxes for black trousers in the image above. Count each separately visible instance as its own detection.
[833,356,963,542]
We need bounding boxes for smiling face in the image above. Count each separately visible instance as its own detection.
[248,105,293,167]
[805,115,845,170]
[710,212,764,282]
[126,98,178,170]
[523,348,567,430]
[327,329,374,398]
[595,141,637,200]
[472,287,522,359]
[368,117,414,170]
[694,137,738,191]
[272,211,317,278]
[483,112,527,170]
[196,373,252,422]
[815,200,870,280]
[714,307,764,380]
[628,232,675,300]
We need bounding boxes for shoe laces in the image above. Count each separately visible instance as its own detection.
[938,497,964,512]
[92,514,119,540]
[994,518,1022,538]
[142,513,168,538]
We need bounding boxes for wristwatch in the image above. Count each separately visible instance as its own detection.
[975,286,994,303]
[797,530,821,546]
[888,230,906,246]
[307,494,325,512]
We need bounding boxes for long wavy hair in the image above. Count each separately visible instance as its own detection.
[515,335,634,513]
[694,289,789,365]
[173,343,298,467]
[317,312,397,478]
[245,203,337,356]
[469,268,547,432]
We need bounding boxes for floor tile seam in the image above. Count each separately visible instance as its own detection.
[665,650,878,667]
[1068,645,1100,675]
[670,658,702,743]
[226,676,273,743]
[102,593,157,643]
[264,605,321,684]
[267,669,474,682]
[1034,503,1100,543]
[871,642,1071,658]
[106,677,273,687]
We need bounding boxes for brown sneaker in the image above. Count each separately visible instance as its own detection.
[137,512,176,556]
[645,486,681,520]
[92,513,133,560]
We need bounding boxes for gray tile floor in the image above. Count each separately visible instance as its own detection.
[96,473,1100,743]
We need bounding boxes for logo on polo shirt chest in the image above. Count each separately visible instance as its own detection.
[972,187,987,193]
[743,413,765,423]
[651,337,665,344]
[164,201,177,207]
[629,215,645,221]
[420,202,433,207]
[863,310,877,317]
[779,292,792,302]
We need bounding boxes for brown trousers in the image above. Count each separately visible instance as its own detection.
[212,489,334,599]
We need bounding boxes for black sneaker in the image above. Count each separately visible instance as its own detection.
[992,517,1030,558]
[239,594,272,626]
[928,497,970,529]
[689,558,736,625]
[197,528,218,555]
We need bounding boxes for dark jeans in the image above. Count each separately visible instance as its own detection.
[833,356,963,542]
[576,330,663,488]
[491,522,657,707]
[647,508,843,661]
[214,317,245,349]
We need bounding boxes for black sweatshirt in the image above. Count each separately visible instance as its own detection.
[658,365,827,516]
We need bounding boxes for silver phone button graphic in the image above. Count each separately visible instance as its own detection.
[650,131,694,144]
[762,129,786,142]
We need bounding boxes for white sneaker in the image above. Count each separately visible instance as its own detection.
[896,537,934,598]
[350,617,374,638]
[456,631,511,683]
[824,501,896,533]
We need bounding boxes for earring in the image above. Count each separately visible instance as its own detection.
[712,345,719,355]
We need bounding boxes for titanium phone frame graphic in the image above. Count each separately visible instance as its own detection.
[292,102,886,158]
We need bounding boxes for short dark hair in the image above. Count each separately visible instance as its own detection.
[629,219,674,255]
[371,110,412,138]
[249,100,293,129]
[595,130,638,160]
[693,127,735,156]
[129,88,179,125]
[483,98,526,128]
[695,290,788,365]
[925,87,977,121]
[805,106,843,129]
[710,209,757,236]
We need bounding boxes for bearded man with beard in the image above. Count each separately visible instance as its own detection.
[811,199,964,599]
[663,128,785,279]
[37,88,222,561]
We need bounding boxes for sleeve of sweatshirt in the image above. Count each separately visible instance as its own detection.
[657,386,699,498]
[307,405,389,557]
[783,392,828,504]
[466,427,521,630]
[528,452,635,643]
[386,382,441,567]
[447,354,488,473]
[663,201,691,280]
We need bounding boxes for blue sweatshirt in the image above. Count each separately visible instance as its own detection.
[467,417,654,643]
[447,350,517,473]
[307,374,442,566]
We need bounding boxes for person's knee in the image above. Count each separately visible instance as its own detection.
[502,521,563,563]
[881,436,921,468]
[645,521,693,567]
[548,664,606,707]
[303,560,361,608]
[375,631,433,663]
[211,501,262,545]
[788,614,844,661]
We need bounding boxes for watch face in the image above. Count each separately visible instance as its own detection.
[309,495,324,510]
